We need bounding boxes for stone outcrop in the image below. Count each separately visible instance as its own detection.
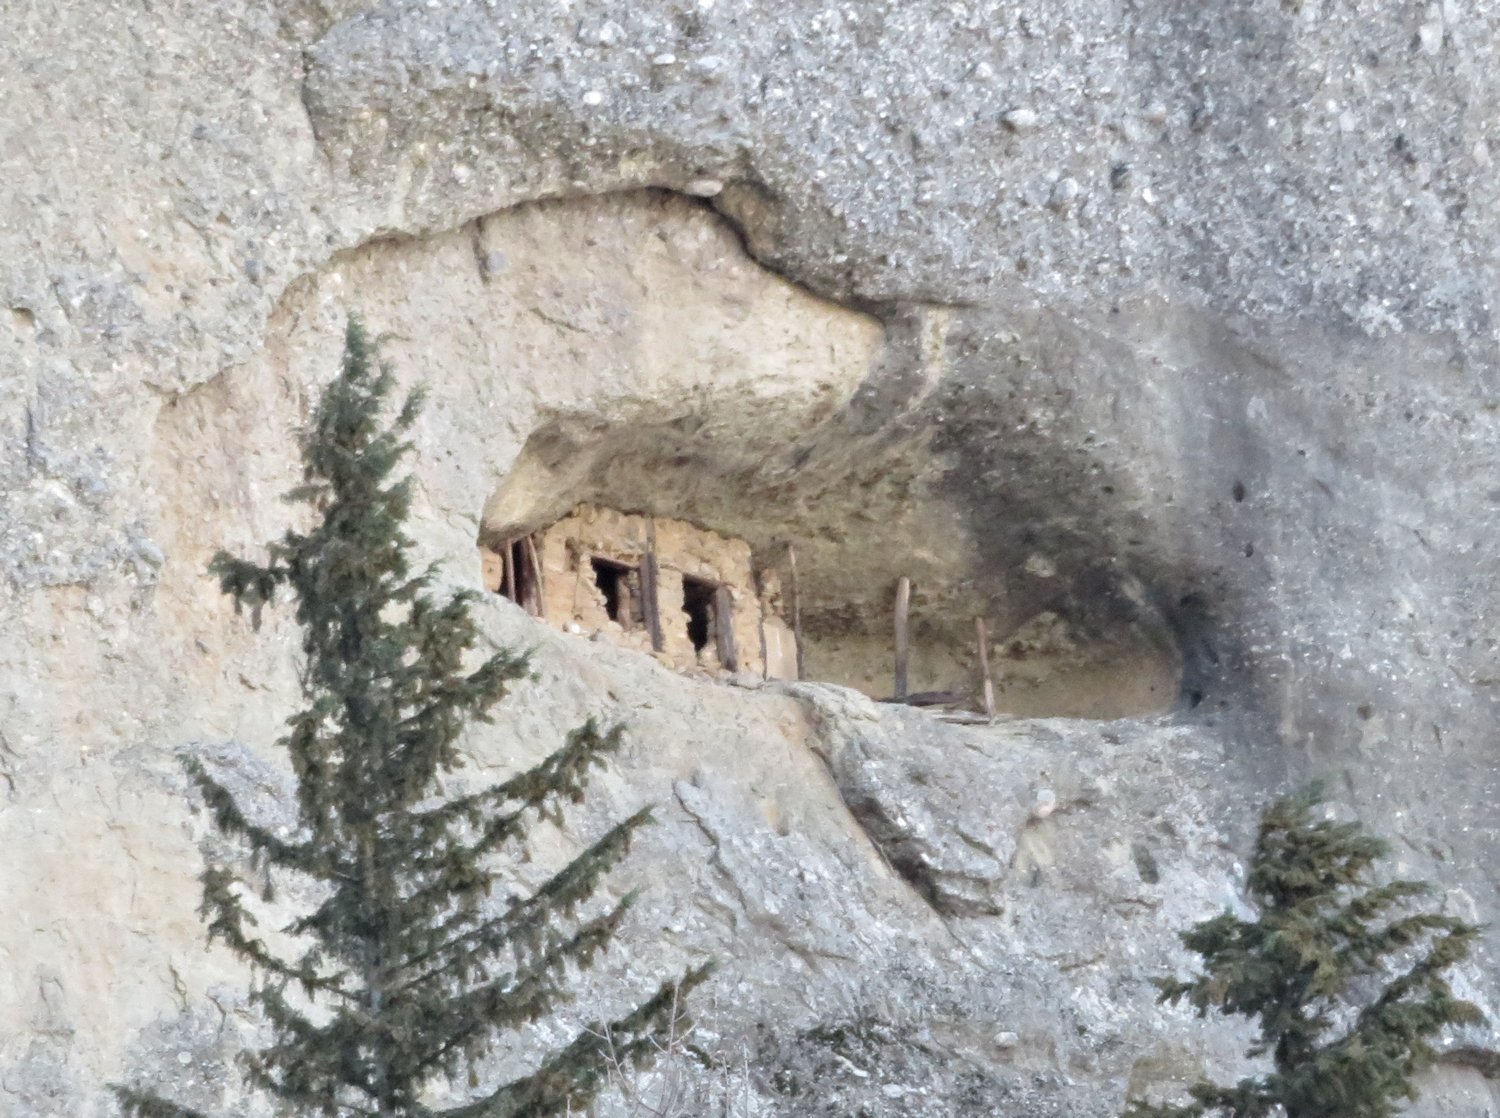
[108,601,1269,1118]
[7,1,1500,1114]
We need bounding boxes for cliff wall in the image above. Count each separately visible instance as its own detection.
[5,1,1500,1113]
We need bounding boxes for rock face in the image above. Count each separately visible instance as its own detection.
[6,1,1500,1114]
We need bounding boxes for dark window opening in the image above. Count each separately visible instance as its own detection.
[680,577,738,671]
[682,576,716,653]
[591,558,641,630]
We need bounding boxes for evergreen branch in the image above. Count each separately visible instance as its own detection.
[1128,783,1483,1118]
[440,964,716,1118]
[1127,1075,1281,1118]
[1339,908,1472,972]
[111,1085,211,1118]
[242,985,386,1109]
[198,866,343,994]
[1359,922,1484,1026]
[409,897,643,1081]
[394,807,654,992]
[394,791,632,951]
[407,721,625,845]
[137,317,710,1118]
[390,726,637,932]
[182,755,320,875]
[208,552,288,631]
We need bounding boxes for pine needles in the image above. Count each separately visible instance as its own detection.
[1126,781,1483,1118]
[116,318,711,1118]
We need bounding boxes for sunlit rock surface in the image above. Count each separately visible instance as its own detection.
[5,1,1500,1113]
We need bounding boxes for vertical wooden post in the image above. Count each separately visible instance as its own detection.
[788,544,805,681]
[894,576,911,700]
[976,617,996,720]
[502,540,516,603]
[755,570,770,680]
[524,534,546,621]
[642,520,664,653]
[569,542,585,621]
[714,584,738,673]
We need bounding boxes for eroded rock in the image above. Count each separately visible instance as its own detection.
[7,3,1500,1114]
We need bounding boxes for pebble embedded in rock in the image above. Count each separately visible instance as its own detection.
[692,55,728,81]
[1033,788,1057,818]
[1049,177,1080,209]
[1001,108,1039,133]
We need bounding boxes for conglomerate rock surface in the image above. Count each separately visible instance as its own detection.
[5,0,1500,1114]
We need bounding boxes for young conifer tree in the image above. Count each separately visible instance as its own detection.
[1126,781,1483,1118]
[116,318,710,1118]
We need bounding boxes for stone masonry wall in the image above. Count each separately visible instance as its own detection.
[483,504,799,679]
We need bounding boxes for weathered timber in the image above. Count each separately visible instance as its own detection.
[524,534,546,620]
[642,520,665,653]
[894,576,911,700]
[755,570,770,680]
[788,544,806,681]
[976,617,996,719]
[714,584,738,672]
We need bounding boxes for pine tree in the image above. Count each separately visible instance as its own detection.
[116,318,711,1118]
[1126,781,1483,1118]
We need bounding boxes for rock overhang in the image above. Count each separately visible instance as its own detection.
[250,188,1188,715]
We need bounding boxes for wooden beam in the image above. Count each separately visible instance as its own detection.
[894,576,911,701]
[788,544,805,681]
[642,520,664,653]
[523,534,546,620]
[502,540,516,603]
[569,543,585,620]
[755,570,770,680]
[714,584,738,673]
[976,617,996,720]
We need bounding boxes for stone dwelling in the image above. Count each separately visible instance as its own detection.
[482,505,798,679]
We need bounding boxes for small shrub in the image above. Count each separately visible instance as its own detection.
[1127,781,1483,1118]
